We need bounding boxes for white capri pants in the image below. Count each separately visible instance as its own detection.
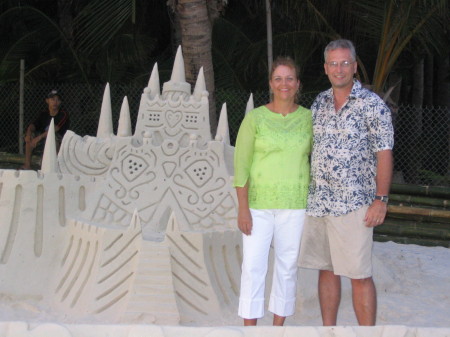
[238,208,306,319]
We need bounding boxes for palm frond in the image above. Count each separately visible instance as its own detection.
[74,0,133,55]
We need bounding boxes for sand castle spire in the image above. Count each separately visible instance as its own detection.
[162,46,191,98]
[171,45,186,83]
[193,67,206,101]
[215,103,230,145]
[96,83,114,138]
[40,118,58,173]
[245,93,254,114]
[117,96,132,137]
[146,63,160,99]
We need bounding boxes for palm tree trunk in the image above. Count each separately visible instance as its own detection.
[168,5,182,54]
[175,0,218,135]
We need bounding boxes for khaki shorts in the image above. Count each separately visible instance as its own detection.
[298,206,373,279]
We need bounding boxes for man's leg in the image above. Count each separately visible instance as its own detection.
[23,140,35,169]
[318,270,341,326]
[351,277,377,326]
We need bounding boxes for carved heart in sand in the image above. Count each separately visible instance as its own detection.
[166,110,182,128]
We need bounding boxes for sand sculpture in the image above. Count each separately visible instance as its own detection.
[0,46,244,326]
[1,47,449,336]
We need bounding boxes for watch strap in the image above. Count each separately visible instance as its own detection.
[375,195,389,203]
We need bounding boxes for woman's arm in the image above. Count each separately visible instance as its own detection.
[236,183,252,235]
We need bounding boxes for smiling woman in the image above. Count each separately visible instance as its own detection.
[233,56,312,327]
[268,64,300,113]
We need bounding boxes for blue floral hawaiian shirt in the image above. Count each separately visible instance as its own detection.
[307,80,394,217]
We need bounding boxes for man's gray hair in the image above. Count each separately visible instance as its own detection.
[324,39,356,62]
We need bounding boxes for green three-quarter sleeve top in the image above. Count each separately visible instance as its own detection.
[233,105,312,209]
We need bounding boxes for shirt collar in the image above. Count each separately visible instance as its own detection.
[324,79,363,102]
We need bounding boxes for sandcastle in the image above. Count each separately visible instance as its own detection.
[0,46,247,326]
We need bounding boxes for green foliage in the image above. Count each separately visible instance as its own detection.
[0,1,160,85]
[0,0,448,98]
[351,0,449,92]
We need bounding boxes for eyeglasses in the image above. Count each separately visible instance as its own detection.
[326,61,355,68]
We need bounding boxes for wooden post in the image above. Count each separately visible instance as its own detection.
[19,59,25,155]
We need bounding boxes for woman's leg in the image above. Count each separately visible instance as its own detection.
[268,209,305,324]
[238,209,274,324]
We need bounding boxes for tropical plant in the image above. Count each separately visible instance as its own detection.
[0,0,163,85]
[352,0,448,94]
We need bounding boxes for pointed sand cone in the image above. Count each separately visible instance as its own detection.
[245,93,254,114]
[146,63,161,99]
[40,118,58,173]
[193,67,207,101]
[97,83,114,138]
[117,96,132,137]
[215,103,230,145]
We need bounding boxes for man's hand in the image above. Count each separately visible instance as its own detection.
[238,207,253,235]
[364,200,388,227]
[30,135,44,148]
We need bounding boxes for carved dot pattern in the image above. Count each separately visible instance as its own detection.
[185,115,198,123]
[148,113,160,122]
[193,166,208,180]
[128,159,143,175]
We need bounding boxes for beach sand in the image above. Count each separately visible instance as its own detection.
[1,241,449,333]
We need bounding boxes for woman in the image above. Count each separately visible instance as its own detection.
[233,56,312,326]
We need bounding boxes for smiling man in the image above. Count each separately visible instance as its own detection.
[298,39,394,326]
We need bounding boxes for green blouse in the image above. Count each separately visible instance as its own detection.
[233,105,312,209]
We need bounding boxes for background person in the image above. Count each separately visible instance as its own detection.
[298,39,394,326]
[234,56,312,326]
[22,89,70,169]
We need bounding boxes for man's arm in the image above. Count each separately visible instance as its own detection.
[25,124,36,143]
[364,149,393,227]
[25,123,47,148]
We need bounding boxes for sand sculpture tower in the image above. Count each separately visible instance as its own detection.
[0,47,254,324]
[58,46,237,241]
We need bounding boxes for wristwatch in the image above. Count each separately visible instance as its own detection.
[375,195,389,203]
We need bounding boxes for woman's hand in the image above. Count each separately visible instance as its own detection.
[238,207,253,235]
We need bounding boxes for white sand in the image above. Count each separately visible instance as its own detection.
[220,240,450,327]
[296,240,450,327]
[1,241,449,328]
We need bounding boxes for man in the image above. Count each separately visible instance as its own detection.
[298,39,394,326]
[22,89,70,169]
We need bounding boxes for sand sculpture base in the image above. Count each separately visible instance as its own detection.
[0,323,449,337]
